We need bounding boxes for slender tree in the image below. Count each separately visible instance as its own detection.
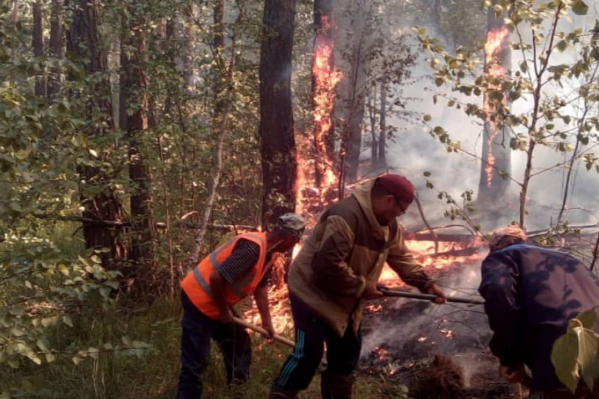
[67,0,128,267]
[120,3,154,283]
[47,0,63,97]
[259,0,297,228]
[32,0,45,97]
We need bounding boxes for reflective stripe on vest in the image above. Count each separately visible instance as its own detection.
[192,232,266,299]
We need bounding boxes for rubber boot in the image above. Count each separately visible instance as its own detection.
[320,371,355,399]
[269,384,300,399]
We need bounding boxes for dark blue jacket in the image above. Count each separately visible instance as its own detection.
[478,244,599,392]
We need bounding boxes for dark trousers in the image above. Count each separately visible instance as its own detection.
[176,291,252,399]
[273,295,361,391]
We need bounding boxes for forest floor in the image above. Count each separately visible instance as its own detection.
[1,290,523,399]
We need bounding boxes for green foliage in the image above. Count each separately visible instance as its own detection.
[551,310,599,393]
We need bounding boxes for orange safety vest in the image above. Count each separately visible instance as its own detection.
[181,232,268,319]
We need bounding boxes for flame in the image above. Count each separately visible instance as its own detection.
[377,347,388,361]
[313,15,342,190]
[294,14,342,227]
[379,238,486,283]
[291,243,302,260]
[366,304,382,313]
[483,26,510,187]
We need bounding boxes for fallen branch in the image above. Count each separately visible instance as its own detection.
[32,214,256,231]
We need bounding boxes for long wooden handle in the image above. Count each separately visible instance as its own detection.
[233,317,295,348]
[379,287,485,305]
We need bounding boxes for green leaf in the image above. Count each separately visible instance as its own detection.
[556,41,567,52]
[45,353,56,363]
[10,327,25,337]
[577,310,598,330]
[575,326,599,389]
[91,255,102,264]
[122,336,132,347]
[8,359,19,369]
[36,338,50,352]
[571,0,588,15]
[552,322,580,393]
[9,202,21,213]
[100,287,111,299]
[63,315,74,327]
[88,347,100,360]
[423,114,432,122]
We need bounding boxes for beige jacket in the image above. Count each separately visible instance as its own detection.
[288,180,433,337]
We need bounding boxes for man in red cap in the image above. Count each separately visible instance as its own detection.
[270,174,446,399]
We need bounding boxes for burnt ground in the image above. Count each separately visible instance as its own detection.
[359,263,524,398]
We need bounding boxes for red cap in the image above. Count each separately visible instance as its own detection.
[377,174,416,204]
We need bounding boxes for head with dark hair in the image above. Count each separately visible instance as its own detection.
[267,213,305,253]
[370,174,415,226]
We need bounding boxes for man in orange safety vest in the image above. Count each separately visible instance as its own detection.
[176,213,306,399]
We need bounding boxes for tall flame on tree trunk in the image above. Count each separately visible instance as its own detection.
[313,15,342,189]
[295,13,342,227]
[477,11,512,204]
[483,26,509,187]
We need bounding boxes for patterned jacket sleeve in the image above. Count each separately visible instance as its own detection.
[478,252,523,367]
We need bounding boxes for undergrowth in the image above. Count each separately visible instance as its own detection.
[0,297,400,399]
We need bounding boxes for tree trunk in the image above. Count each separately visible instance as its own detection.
[191,7,242,264]
[213,0,226,118]
[184,7,195,88]
[378,79,387,168]
[368,87,377,163]
[32,0,45,97]
[67,0,128,268]
[120,8,154,284]
[259,0,297,228]
[47,0,63,97]
[342,2,368,185]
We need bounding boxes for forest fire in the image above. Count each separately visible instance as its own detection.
[482,26,510,188]
[295,14,342,224]
[312,15,341,189]
[379,237,486,282]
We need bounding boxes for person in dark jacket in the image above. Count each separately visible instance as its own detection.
[479,226,599,399]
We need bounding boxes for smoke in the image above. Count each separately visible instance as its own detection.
[356,6,599,232]
[360,262,490,360]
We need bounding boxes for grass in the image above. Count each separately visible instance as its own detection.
[0,296,395,399]
[1,224,394,399]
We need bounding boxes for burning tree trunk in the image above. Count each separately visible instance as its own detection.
[47,0,63,97]
[32,0,45,97]
[477,4,511,204]
[312,0,340,190]
[67,0,129,268]
[120,5,155,284]
[259,0,297,228]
